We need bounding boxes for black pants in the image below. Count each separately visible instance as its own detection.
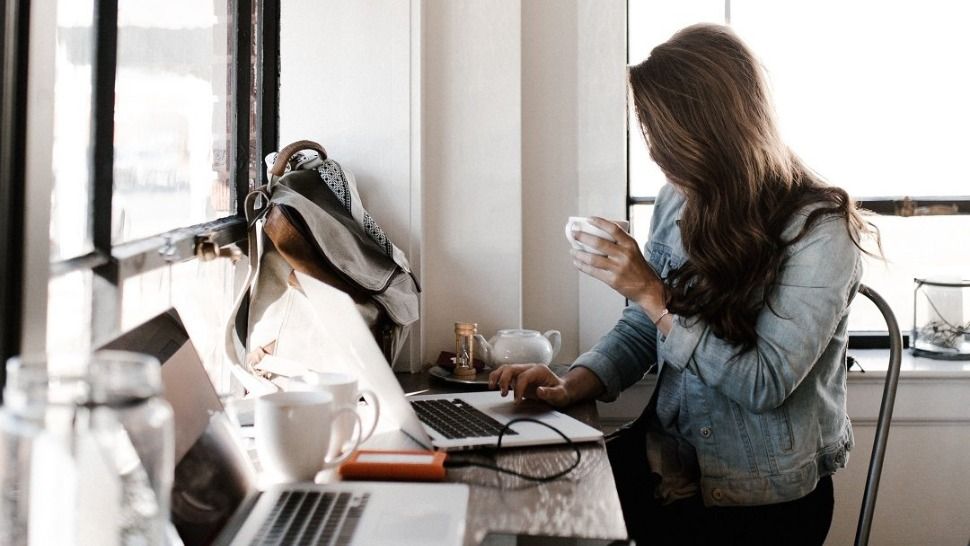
[607,422,834,546]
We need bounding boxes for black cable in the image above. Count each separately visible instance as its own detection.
[443,417,582,483]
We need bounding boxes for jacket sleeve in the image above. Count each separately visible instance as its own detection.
[658,215,862,413]
[570,304,658,402]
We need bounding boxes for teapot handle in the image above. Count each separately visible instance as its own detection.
[543,330,562,361]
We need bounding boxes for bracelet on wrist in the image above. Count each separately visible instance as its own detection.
[653,308,670,326]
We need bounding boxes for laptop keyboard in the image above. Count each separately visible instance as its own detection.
[252,490,369,546]
[411,398,519,439]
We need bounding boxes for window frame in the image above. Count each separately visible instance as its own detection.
[44,0,280,345]
[625,0,970,349]
[0,0,31,400]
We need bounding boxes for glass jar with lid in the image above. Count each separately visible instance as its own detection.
[911,277,970,360]
[0,351,174,545]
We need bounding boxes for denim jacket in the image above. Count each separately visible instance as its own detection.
[573,183,861,506]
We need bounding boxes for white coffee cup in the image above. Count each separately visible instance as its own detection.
[290,372,381,459]
[255,391,362,482]
[564,216,631,256]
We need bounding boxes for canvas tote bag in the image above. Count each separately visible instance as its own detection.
[225,140,419,392]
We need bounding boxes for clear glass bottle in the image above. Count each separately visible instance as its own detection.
[0,351,174,545]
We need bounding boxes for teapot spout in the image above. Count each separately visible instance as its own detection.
[543,330,562,361]
[474,334,492,365]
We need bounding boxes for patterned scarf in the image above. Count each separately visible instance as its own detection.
[265,149,411,273]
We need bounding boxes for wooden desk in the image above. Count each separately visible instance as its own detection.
[392,371,628,546]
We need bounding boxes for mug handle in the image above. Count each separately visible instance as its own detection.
[564,218,581,247]
[322,406,362,468]
[357,389,381,443]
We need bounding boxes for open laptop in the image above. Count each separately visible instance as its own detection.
[103,311,468,546]
[289,271,604,452]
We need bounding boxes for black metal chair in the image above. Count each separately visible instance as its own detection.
[853,284,903,546]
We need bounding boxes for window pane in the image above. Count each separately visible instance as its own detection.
[171,259,238,393]
[47,271,93,352]
[627,0,725,198]
[113,0,235,244]
[731,0,970,198]
[629,203,654,250]
[50,0,94,261]
[119,259,237,393]
[849,215,970,332]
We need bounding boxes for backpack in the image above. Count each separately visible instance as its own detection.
[225,140,419,391]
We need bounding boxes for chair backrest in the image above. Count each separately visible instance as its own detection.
[853,284,904,546]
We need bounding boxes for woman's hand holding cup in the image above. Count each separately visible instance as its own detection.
[567,216,665,312]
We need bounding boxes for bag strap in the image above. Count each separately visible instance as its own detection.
[225,140,335,394]
[269,140,328,177]
[223,188,278,395]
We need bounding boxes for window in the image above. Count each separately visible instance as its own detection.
[627,0,970,338]
[1,0,31,396]
[43,0,279,390]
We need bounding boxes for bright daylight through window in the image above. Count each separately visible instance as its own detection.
[627,0,970,333]
[46,0,253,390]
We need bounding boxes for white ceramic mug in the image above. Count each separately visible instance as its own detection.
[564,216,631,256]
[255,391,362,482]
[290,372,381,459]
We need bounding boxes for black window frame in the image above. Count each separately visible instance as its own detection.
[624,0,970,350]
[0,0,31,402]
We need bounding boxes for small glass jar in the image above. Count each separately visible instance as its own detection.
[911,277,970,360]
[454,322,478,377]
[0,351,174,545]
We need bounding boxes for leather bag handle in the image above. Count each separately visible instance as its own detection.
[270,140,328,177]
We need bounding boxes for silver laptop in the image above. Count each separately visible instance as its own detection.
[292,271,604,452]
[104,311,468,546]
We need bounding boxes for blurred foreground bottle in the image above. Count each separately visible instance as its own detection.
[0,351,174,546]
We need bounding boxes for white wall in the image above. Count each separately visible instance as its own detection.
[279,1,412,252]
[421,0,524,363]
[279,0,629,369]
[521,1,628,363]
[575,0,628,351]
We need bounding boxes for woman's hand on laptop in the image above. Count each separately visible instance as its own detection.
[489,365,604,408]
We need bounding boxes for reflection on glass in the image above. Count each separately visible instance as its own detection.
[50,0,95,261]
[113,0,235,243]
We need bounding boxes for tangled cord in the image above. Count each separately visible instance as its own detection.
[443,417,582,483]
[919,291,970,350]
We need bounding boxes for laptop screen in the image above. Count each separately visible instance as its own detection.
[102,310,257,546]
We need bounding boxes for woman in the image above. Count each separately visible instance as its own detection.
[490,24,876,546]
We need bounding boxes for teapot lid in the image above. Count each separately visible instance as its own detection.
[495,329,540,336]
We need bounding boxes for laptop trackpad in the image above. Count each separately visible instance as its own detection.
[481,397,556,418]
[373,510,454,543]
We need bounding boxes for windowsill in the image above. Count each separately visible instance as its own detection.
[847,348,970,379]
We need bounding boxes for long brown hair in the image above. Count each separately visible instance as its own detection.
[628,23,876,351]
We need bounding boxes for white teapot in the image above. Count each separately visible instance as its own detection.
[474,329,562,367]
